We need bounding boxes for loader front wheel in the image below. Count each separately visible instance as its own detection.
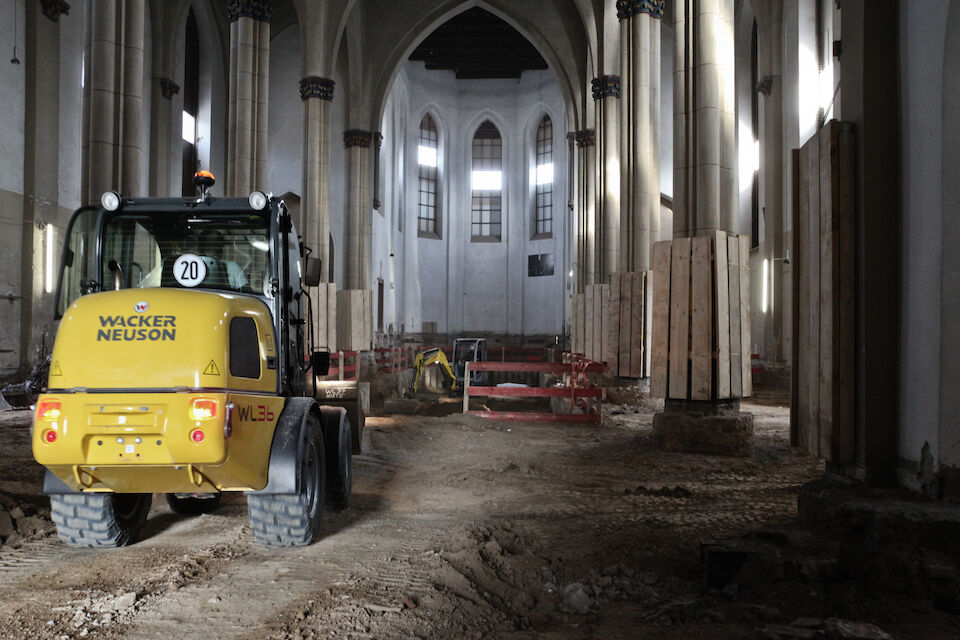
[50,492,152,548]
[247,412,325,546]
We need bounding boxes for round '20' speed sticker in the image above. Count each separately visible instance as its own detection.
[173,253,207,287]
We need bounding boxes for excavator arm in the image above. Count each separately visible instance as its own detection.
[405,348,459,397]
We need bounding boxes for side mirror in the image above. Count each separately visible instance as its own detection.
[311,350,330,376]
[303,257,321,287]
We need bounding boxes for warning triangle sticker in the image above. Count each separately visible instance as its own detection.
[50,361,62,376]
[202,360,221,376]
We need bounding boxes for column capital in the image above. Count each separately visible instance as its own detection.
[374,132,384,150]
[567,132,576,147]
[616,0,664,21]
[41,0,70,22]
[159,78,180,100]
[591,76,621,100]
[344,130,373,148]
[300,76,335,101]
[576,130,596,147]
[228,0,273,23]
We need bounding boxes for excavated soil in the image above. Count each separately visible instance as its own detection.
[0,396,957,639]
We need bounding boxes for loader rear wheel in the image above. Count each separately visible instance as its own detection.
[50,492,152,548]
[165,492,222,515]
[322,409,352,512]
[247,412,325,546]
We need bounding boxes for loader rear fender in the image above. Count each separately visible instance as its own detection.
[251,397,319,495]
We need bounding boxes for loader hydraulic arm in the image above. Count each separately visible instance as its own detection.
[405,348,459,397]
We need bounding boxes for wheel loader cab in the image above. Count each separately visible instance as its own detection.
[33,186,345,548]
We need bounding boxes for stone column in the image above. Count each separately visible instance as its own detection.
[20,0,67,368]
[673,0,737,237]
[653,0,752,456]
[226,0,271,197]
[617,0,663,272]
[300,77,335,281]
[343,130,373,290]
[82,0,145,201]
[592,76,620,283]
[756,4,785,362]
[576,130,597,289]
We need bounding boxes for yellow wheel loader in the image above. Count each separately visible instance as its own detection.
[32,175,355,547]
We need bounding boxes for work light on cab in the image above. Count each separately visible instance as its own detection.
[248,190,269,211]
[189,398,218,421]
[100,191,122,211]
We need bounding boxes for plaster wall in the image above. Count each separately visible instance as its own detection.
[385,62,568,336]
[268,24,303,198]
[0,0,26,198]
[897,1,948,476]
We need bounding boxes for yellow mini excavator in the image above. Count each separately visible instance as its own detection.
[404,338,487,398]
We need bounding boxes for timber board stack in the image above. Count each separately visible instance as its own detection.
[571,271,651,378]
[650,233,751,400]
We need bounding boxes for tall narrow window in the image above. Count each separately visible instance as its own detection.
[534,114,553,237]
[417,114,439,236]
[750,20,760,249]
[181,9,199,196]
[471,120,502,241]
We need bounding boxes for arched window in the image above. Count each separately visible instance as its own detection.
[471,120,502,241]
[534,114,553,237]
[417,114,440,237]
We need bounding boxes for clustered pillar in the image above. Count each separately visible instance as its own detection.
[300,77,335,282]
[343,130,373,290]
[574,129,596,292]
[673,0,737,237]
[617,0,663,272]
[592,76,621,284]
[652,0,754,456]
[226,0,271,197]
[82,0,145,201]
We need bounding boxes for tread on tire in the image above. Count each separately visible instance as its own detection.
[50,492,152,548]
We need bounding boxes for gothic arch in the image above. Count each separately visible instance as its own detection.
[364,0,586,133]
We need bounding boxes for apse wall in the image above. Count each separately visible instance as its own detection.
[383,62,569,337]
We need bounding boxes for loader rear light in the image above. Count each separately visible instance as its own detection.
[43,429,57,444]
[36,399,61,421]
[189,398,217,421]
[190,429,205,444]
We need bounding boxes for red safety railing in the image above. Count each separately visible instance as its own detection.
[462,359,607,423]
[324,350,359,381]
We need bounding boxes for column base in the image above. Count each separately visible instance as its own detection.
[652,399,754,457]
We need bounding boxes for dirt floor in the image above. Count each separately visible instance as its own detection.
[0,391,958,639]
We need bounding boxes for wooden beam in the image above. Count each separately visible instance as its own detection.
[668,238,691,399]
[651,243,671,397]
[690,236,712,400]
[714,232,731,398]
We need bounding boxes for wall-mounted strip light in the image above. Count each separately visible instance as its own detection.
[44,224,54,294]
[762,258,769,314]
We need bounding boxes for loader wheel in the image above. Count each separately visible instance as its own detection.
[50,492,152,548]
[322,409,352,512]
[247,412,325,546]
[165,492,222,515]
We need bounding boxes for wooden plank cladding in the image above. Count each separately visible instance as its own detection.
[570,272,651,378]
[336,289,374,351]
[791,120,855,464]
[650,234,751,400]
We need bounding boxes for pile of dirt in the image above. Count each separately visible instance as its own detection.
[0,493,55,550]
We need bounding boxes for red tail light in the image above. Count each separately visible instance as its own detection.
[190,429,205,443]
[43,430,57,444]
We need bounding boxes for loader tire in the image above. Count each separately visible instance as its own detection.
[247,412,325,546]
[165,492,222,515]
[322,409,352,512]
[50,492,152,548]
